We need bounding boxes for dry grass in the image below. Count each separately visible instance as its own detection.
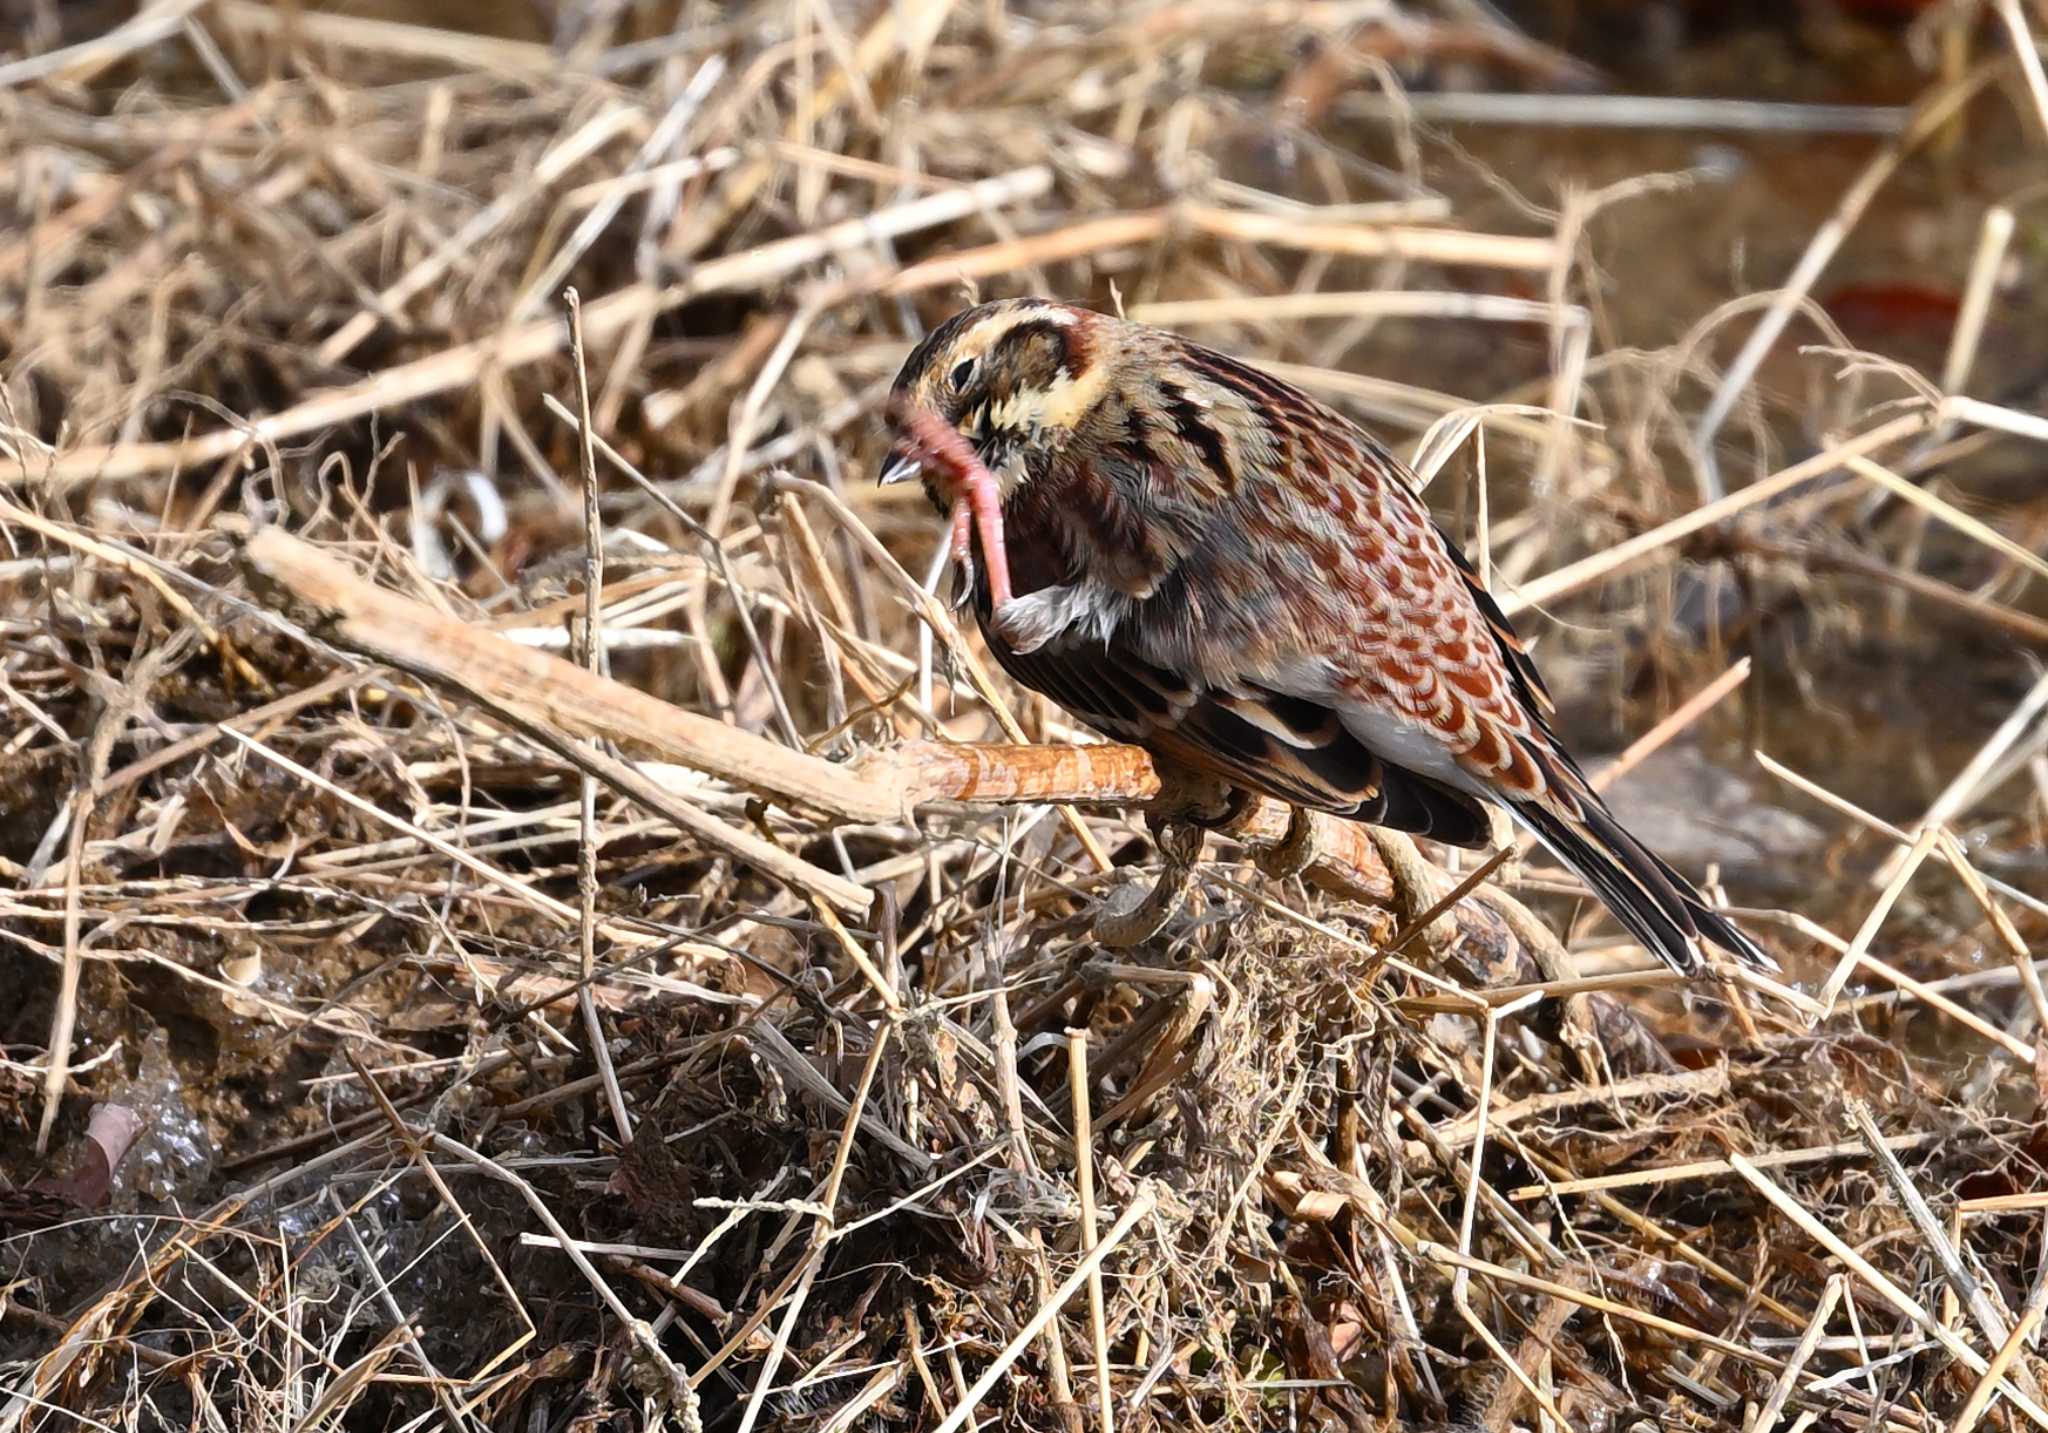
[4,3,2048,1430]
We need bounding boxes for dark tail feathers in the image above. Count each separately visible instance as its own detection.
[1514,797,1776,976]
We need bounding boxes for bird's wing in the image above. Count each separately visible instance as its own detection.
[1433,517,1553,716]
[1152,334,1559,792]
[1151,355,1772,973]
[981,612,1493,846]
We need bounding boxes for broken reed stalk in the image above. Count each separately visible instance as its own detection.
[567,286,634,1145]
[1067,1031,1114,1433]
[850,741,1406,904]
[233,524,1613,979]
[245,528,883,820]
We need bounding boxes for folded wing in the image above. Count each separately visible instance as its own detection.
[983,622,1493,846]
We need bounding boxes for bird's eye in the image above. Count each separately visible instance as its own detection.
[949,358,976,390]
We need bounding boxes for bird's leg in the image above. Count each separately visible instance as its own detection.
[947,498,974,572]
[887,398,1014,608]
[1094,764,1246,948]
[954,456,1013,608]
[944,498,977,608]
[1151,763,1249,830]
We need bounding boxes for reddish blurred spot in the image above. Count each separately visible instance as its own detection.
[1823,280,1961,338]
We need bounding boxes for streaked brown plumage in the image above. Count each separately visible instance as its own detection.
[882,297,1772,976]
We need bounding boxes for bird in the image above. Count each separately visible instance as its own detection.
[879,296,1773,977]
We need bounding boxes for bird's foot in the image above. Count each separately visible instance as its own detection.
[1365,828,1459,959]
[987,589,1063,655]
[1094,765,1254,947]
[1148,764,1253,832]
[1095,818,1206,948]
[1253,804,1322,881]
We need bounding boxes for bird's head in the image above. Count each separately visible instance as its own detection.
[879,298,1110,503]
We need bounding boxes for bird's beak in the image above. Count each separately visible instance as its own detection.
[878,447,923,486]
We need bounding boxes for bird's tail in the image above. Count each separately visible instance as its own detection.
[1512,794,1776,976]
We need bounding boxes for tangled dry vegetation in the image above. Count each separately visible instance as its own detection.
[5,2,2048,1429]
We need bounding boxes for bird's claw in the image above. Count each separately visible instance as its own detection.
[987,592,1063,655]
[1094,870,1188,948]
[1253,805,1321,880]
[1094,820,1206,948]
